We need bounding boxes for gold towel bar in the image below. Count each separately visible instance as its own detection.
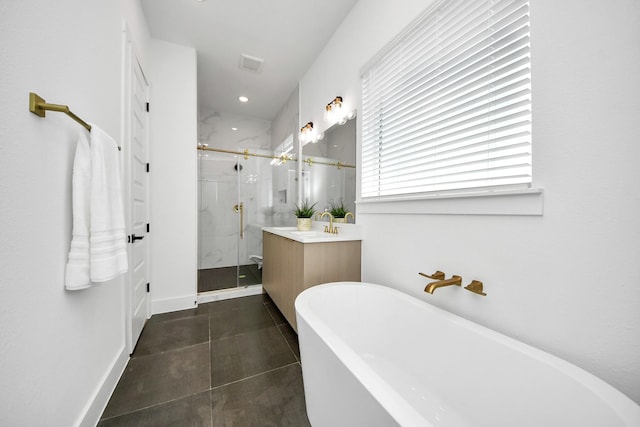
[28,92,121,151]
[30,92,91,131]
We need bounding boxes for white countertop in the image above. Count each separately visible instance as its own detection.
[262,223,362,243]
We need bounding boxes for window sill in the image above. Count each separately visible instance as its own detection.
[356,188,544,216]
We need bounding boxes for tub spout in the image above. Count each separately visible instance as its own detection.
[424,275,462,294]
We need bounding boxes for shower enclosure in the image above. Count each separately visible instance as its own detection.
[198,149,276,292]
[196,107,299,296]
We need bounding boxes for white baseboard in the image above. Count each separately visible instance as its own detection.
[77,345,129,427]
[198,285,263,304]
[151,294,198,315]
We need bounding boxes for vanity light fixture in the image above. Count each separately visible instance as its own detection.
[325,96,343,124]
[299,121,324,145]
[299,121,314,145]
[238,96,249,103]
[325,95,356,125]
[231,127,238,131]
[300,121,313,133]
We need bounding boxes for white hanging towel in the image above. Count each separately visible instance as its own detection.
[65,132,92,289]
[65,126,128,290]
[88,125,128,282]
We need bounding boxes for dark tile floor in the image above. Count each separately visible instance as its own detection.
[99,294,310,427]
[198,265,262,293]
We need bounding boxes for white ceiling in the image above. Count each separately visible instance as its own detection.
[140,0,359,120]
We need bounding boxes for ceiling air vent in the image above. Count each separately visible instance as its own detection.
[239,54,264,73]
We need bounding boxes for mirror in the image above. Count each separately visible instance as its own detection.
[301,118,356,222]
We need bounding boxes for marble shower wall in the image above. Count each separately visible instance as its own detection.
[198,110,276,270]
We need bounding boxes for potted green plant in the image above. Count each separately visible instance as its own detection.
[329,200,351,223]
[294,200,317,231]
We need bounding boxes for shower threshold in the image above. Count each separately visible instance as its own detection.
[197,284,263,304]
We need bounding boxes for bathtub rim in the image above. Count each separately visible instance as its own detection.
[295,281,640,426]
[296,282,430,426]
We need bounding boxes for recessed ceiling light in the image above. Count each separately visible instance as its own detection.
[231,127,238,131]
[238,96,249,103]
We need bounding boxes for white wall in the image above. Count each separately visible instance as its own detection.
[272,86,300,151]
[0,1,151,426]
[148,39,198,314]
[300,0,640,404]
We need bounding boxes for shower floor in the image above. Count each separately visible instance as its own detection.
[198,264,262,293]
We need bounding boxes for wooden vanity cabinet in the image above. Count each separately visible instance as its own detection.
[262,231,361,331]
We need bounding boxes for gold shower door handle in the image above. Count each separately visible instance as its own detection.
[233,202,244,239]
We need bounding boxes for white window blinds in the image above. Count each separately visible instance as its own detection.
[361,0,531,199]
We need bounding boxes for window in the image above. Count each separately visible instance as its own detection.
[361,0,531,200]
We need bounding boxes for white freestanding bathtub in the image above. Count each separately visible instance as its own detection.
[295,282,640,427]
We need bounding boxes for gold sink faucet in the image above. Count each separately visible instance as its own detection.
[424,275,462,294]
[320,211,338,234]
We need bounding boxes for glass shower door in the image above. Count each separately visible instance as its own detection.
[235,153,273,287]
[198,152,241,292]
[198,149,271,293]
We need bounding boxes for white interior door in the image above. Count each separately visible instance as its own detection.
[129,58,149,350]
[123,25,150,353]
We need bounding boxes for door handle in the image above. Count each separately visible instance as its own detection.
[233,202,244,239]
[131,234,144,242]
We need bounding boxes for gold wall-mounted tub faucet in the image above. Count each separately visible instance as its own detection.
[464,280,487,296]
[419,270,446,280]
[423,275,462,294]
